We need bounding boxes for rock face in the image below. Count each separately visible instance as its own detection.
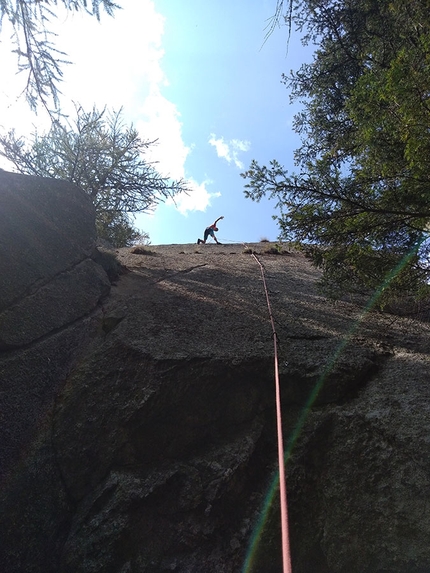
[0,172,111,572]
[1,171,430,573]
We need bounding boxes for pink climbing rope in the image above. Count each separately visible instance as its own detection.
[252,252,292,573]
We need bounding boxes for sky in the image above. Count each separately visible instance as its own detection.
[0,0,315,245]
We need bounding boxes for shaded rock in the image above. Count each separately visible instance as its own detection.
[0,171,95,312]
[0,171,110,573]
[0,258,110,348]
[1,189,430,573]
[53,348,272,502]
[93,247,127,282]
[129,245,156,255]
[280,339,383,405]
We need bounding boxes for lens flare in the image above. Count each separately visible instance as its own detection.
[242,241,422,572]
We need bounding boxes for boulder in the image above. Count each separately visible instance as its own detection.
[0,171,97,312]
[0,171,110,573]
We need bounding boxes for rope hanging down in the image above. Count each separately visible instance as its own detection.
[252,252,292,573]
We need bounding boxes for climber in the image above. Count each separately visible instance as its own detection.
[197,216,224,244]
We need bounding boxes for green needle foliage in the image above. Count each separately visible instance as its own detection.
[242,0,430,307]
[0,0,119,113]
[0,105,189,246]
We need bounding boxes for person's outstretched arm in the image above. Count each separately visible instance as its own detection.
[214,215,224,225]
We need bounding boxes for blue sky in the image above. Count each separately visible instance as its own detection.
[0,0,315,245]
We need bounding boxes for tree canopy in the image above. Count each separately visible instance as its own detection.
[243,0,430,306]
[0,0,119,112]
[0,106,189,246]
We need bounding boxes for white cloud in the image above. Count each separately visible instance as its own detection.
[168,178,220,215]
[136,89,190,180]
[208,134,251,169]
[0,0,167,129]
[208,135,231,162]
[0,0,212,215]
[59,0,211,215]
[136,87,221,216]
[42,1,167,112]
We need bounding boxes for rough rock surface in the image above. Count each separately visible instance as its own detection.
[0,172,111,573]
[1,172,430,573]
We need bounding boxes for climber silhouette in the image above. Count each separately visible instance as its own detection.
[197,216,224,244]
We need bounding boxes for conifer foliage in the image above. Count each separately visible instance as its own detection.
[0,0,119,112]
[242,0,430,305]
[0,106,188,246]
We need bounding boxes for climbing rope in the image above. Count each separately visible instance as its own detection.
[251,250,292,573]
[208,237,292,570]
